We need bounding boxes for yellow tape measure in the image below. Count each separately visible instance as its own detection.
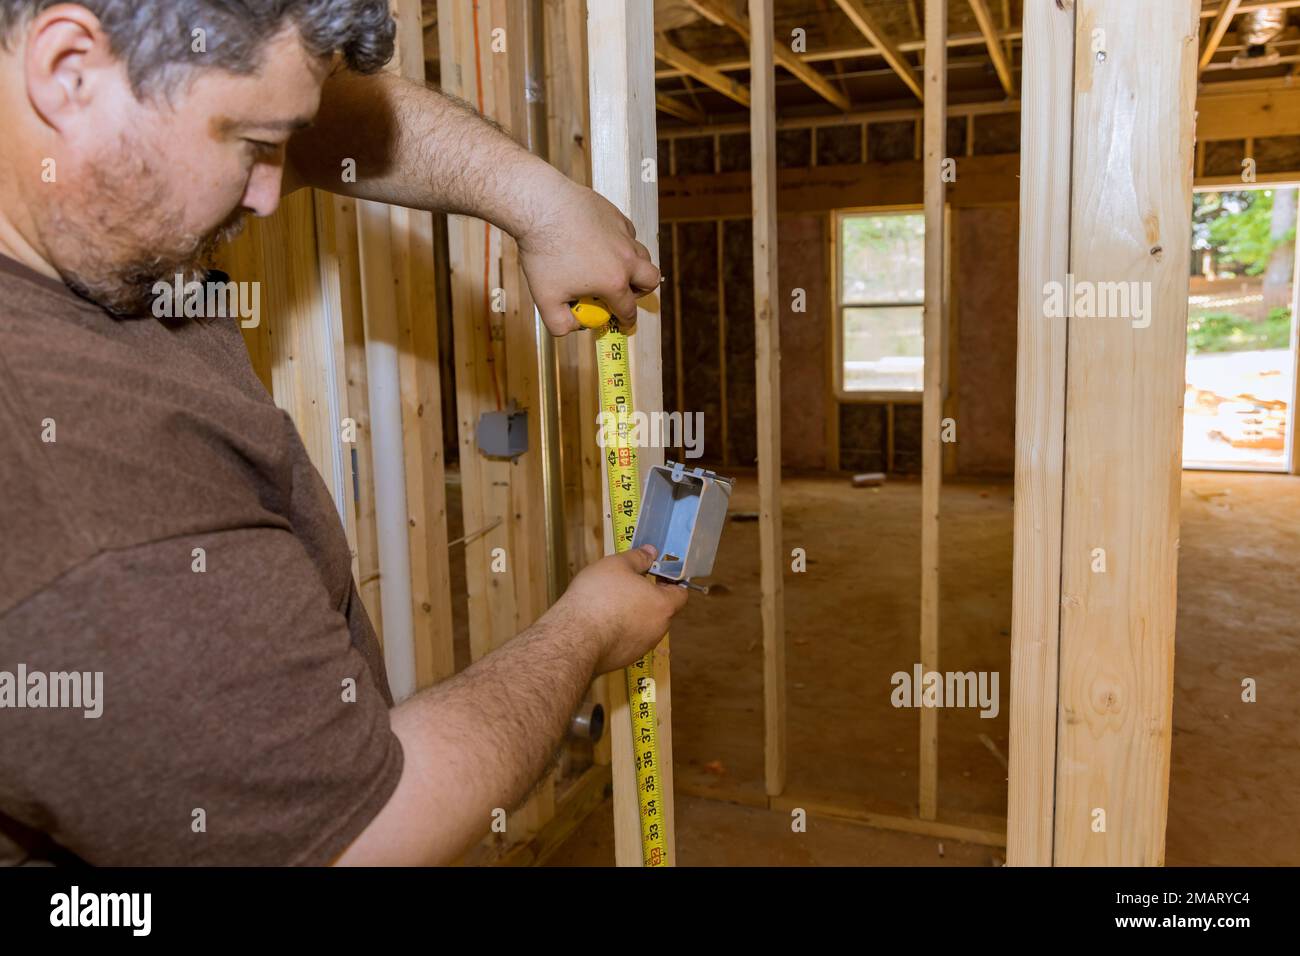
[576,295,669,868]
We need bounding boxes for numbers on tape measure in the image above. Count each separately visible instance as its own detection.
[599,325,669,867]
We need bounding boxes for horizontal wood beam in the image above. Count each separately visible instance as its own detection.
[654,33,750,106]
[1200,0,1300,17]
[656,79,1300,141]
[769,794,1007,848]
[659,153,1020,219]
[657,97,1019,138]
[1195,83,1300,138]
[831,0,923,99]
[655,29,1018,78]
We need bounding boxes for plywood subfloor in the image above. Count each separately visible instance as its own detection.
[542,470,1300,866]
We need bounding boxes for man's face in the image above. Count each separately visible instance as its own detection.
[38,26,328,315]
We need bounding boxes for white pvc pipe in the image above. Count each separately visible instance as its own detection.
[357,199,417,703]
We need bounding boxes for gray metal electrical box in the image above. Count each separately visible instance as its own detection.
[476,402,528,460]
[632,461,733,587]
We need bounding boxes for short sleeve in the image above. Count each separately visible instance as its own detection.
[0,527,403,865]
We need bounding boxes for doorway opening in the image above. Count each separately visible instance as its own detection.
[1184,185,1300,471]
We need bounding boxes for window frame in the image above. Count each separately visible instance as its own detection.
[831,205,927,403]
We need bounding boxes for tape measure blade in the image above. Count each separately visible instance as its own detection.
[595,324,669,866]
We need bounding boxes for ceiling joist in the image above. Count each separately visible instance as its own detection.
[830,0,923,100]
[1199,0,1242,71]
[682,0,852,111]
[656,91,707,125]
[655,32,751,106]
[969,0,1016,96]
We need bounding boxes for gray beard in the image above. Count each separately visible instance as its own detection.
[38,139,248,317]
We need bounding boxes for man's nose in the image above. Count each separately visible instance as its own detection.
[242,159,284,218]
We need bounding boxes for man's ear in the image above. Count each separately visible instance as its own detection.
[24,4,116,131]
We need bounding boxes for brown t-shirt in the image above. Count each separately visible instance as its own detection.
[0,254,403,865]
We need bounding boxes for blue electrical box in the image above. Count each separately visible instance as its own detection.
[632,461,733,588]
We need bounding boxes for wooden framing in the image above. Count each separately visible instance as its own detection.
[749,0,787,799]
[654,34,751,107]
[657,92,707,125]
[1054,0,1196,867]
[918,0,946,823]
[656,29,1022,79]
[438,0,554,839]
[213,0,1223,869]
[1006,0,1073,869]
[1199,0,1242,71]
[683,0,852,112]
[831,0,924,99]
[1008,0,1198,867]
[968,0,1016,97]
[587,0,676,866]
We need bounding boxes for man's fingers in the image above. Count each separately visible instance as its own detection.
[605,285,639,324]
[629,255,661,295]
[538,300,580,336]
[621,543,657,575]
[657,579,690,613]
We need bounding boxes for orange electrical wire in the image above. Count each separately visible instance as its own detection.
[471,0,504,412]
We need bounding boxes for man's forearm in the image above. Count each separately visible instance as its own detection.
[287,68,560,239]
[337,600,602,865]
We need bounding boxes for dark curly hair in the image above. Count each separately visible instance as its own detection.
[0,1,395,96]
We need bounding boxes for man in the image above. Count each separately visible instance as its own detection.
[0,1,687,865]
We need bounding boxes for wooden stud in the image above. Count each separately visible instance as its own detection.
[391,0,455,689]
[327,195,385,639]
[587,0,675,866]
[438,0,516,663]
[825,214,841,471]
[832,0,924,100]
[918,0,946,824]
[1052,0,1198,867]
[543,0,610,768]
[673,224,686,430]
[750,0,787,799]
[1005,3,1074,866]
[312,192,363,590]
[717,220,730,466]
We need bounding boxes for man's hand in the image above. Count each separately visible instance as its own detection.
[559,544,687,674]
[518,174,661,336]
[290,72,660,338]
[336,542,688,865]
